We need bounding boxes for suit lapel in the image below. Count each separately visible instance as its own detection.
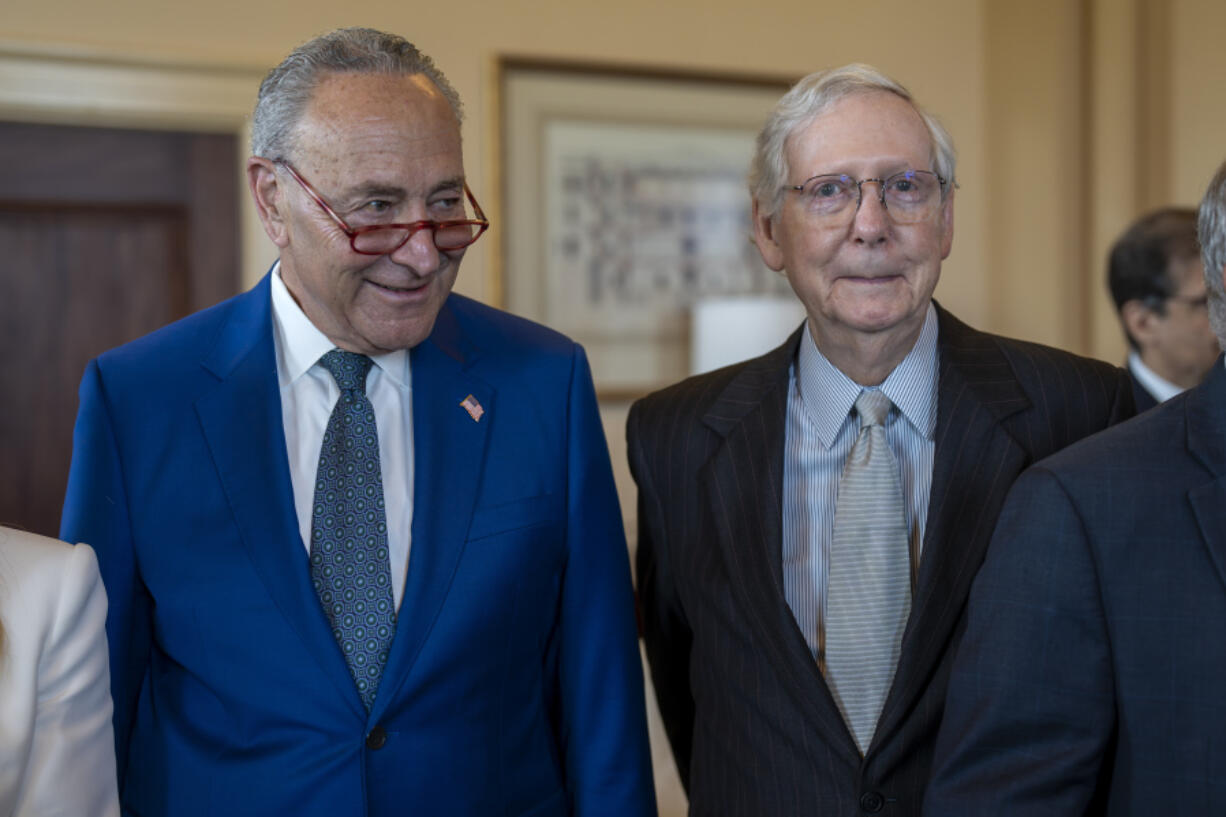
[874,307,1030,745]
[703,310,1041,756]
[1185,360,1226,596]
[373,303,493,716]
[194,276,363,715]
[699,329,859,755]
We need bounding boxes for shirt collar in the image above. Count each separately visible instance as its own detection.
[1128,350,1184,403]
[794,302,940,448]
[270,263,411,389]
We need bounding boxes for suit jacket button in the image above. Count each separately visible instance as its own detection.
[859,791,885,813]
[365,726,387,750]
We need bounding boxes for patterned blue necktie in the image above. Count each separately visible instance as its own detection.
[310,350,397,711]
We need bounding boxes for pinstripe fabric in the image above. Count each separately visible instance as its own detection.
[629,304,1135,816]
[782,307,937,670]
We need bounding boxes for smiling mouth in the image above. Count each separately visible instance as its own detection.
[369,279,429,294]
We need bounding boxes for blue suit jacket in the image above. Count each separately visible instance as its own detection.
[61,275,655,817]
[926,357,1226,814]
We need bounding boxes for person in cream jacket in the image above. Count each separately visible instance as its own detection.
[0,527,118,817]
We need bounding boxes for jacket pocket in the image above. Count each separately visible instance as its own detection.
[516,787,566,817]
[466,494,560,542]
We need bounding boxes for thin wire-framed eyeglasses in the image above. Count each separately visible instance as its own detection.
[1163,292,1210,310]
[275,159,489,255]
[784,169,948,226]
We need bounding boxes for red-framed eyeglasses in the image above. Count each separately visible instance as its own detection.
[275,159,489,255]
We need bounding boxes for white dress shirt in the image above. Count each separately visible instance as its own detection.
[270,267,414,609]
[1127,350,1184,404]
[781,304,938,662]
[0,529,119,817]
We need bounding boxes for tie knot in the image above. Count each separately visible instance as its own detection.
[319,350,373,393]
[854,389,892,427]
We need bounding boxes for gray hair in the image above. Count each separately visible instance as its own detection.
[1198,158,1226,348]
[749,63,957,220]
[251,27,463,160]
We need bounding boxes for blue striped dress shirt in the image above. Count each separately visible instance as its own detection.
[782,304,938,665]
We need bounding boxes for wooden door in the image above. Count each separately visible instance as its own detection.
[0,121,240,537]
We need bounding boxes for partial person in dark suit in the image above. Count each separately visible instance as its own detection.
[628,64,1134,817]
[1107,207,1218,411]
[924,161,1226,815]
[61,27,653,817]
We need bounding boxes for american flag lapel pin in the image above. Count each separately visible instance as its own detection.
[459,394,485,423]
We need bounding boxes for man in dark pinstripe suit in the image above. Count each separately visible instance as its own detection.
[628,64,1134,816]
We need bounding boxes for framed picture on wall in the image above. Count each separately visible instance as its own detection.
[495,58,795,398]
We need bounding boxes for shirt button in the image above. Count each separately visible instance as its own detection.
[859,791,885,813]
[365,725,387,750]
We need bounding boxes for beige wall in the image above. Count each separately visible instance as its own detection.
[5,1,1226,812]
[7,2,1225,345]
[0,0,990,328]
[1171,0,1226,205]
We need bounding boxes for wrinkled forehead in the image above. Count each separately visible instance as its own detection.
[788,89,934,172]
[291,72,462,171]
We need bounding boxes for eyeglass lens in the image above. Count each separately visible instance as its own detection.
[798,170,942,224]
[353,222,483,254]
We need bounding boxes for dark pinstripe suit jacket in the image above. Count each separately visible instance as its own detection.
[627,304,1134,817]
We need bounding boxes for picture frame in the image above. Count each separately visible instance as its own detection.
[494,58,795,398]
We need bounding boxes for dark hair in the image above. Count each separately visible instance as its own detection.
[1107,207,1201,349]
[251,27,462,161]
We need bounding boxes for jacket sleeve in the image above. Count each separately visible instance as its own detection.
[1107,364,1137,426]
[924,465,1114,815]
[627,398,695,792]
[556,346,656,816]
[19,543,120,817]
[60,359,151,789]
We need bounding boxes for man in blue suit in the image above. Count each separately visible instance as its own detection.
[924,158,1226,814]
[61,27,654,816]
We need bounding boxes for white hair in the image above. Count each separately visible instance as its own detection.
[1197,159,1226,349]
[251,27,462,161]
[748,63,956,220]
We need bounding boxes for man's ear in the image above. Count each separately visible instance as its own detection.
[1120,298,1158,347]
[752,198,786,271]
[247,157,291,249]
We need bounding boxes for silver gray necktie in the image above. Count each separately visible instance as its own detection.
[824,389,911,754]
